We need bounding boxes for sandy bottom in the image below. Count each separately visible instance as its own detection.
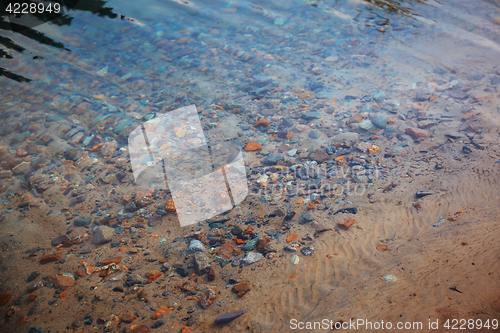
[0,119,499,333]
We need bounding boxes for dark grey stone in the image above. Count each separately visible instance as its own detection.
[299,211,314,225]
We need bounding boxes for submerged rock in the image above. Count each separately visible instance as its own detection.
[188,239,206,253]
[93,226,114,244]
[330,132,359,147]
[241,252,263,266]
[299,211,314,225]
[193,252,211,275]
[215,310,248,324]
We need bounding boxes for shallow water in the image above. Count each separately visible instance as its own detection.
[1,0,500,332]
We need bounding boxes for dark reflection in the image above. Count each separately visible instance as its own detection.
[363,0,426,14]
[0,0,122,82]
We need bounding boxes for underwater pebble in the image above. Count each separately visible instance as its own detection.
[242,252,263,266]
[299,211,314,225]
[215,310,248,324]
[291,254,300,265]
[93,226,114,244]
[188,239,206,253]
[300,246,315,256]
[382,274,397,283]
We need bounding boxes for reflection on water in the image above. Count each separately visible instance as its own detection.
[0,0,500,332]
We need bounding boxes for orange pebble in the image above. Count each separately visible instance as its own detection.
[181,326,191,333]
[286,132,294,139]
[91,143,104,152]
[289,273,297,279]
[16,148,28,157]
[286,234,298,243]
[236,239,244,244]
[307,201,316,210]
[245,142,263,151]
[146,272,162,284]
[430,96,438,102]
[153,306,171,320]
[254,118,270,127]
[102,256,122,265]
[296,197,304,204]
[334,155,345,162]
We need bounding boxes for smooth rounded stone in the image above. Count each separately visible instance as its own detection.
[231,226,243,236]
[29,328,45,333]
[188,239,206,253]
[415,89,433,101]
[448,90,468,99]
[243,237,260,251]
[405,127,429,140]
[261,109,278,116]
[277,131,288,139]
[253,75,272,87]
[279,118,294,128]
[74,218,92,227]
[54,274,75,289]
[214,310,248,324]
[11,161,30,175]
[262,154,284,166]
[330,132,359,147]
[445,131,463,139]
[382,274,397,283]
[436,80,458,91]
[242,252,263,266]
[70,131,85,143]
[82,135,94,146]
[51,235,69,246]
[26,271,40,282]
[417,120,435,128]
[291,254,299,265]
[299,211,314,225]
[309,81,324,91]
[300,246,315,256]
[462,145,473,154]
[372,116,387,129]
[358,119,374,130]
[287,149,297,157]
[100,173,115,184]
[193,252,211,275]
[310,149,329,163]
[468,73,483,81]
[325,55,339,62]
[302,111,322,120]
[490,76,500,85]
[12,131,30,142]
[392,146,407,155]
[362,103,373,113]
[315,91,333,99]
[93,226,114,244]
[311,193,320,202]
[176,267,189,277]
[308,131,321,139]
[277,144,291,153]
[311,67,321,75]
[274,17,286,25]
